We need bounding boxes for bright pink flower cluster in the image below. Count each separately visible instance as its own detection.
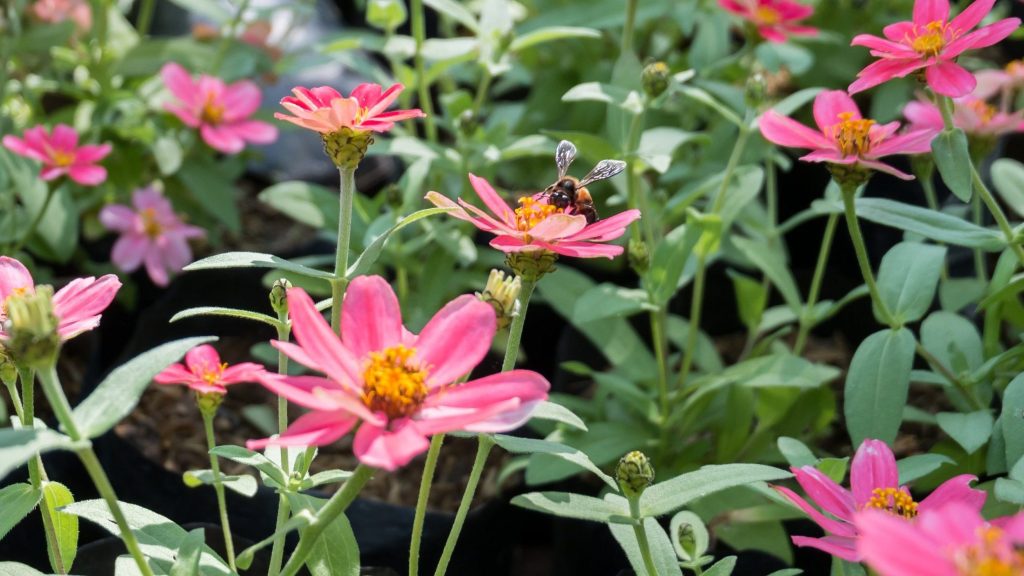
[718,0,817,43]
[2,124,111,186]
[155,345,267,395]
[275,83,424,134]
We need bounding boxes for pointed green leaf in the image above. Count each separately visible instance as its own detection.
[932,128,973,202]
[208,445,288,489]
[0,483,41,540]
[640,464,791,517]
[936,411,993,455]
[41,481,77,573]
[169,529,203,576]
[876,242,946,323]
[182,470,258,497]
[511,492,633,524]
[346,207,453,278]
[185,252,335,280]
[288,494,360,576]
[844,328,916,445]
[169,307,283,329]
[493,434,617,489]
[0,429,80,481]
[609,515,683,576]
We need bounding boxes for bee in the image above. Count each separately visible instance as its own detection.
[542,140,627,224]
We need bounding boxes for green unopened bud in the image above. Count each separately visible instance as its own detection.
[505,251,558,282]
[828,163,874,191]
[745,71,768,110]
[477,269,522,330]
[642,61,670,99]
[628,238,649,273]
[322,127,375,170]
[457,109,478,136]
[270,278,292,316]
[196,390,224,415]
[5,286,60,368]
[367,0,407,33]
[616,450,654,498]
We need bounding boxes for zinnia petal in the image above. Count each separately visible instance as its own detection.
[353,421,430,471]
[416,295,497,387]
[341,275,405,359]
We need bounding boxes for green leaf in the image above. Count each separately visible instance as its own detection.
[529,400,588,431]
[258,181,340,230]
[74,337,216,438]
[777,437,816,468]
[991,158,1024,218]
[1001,373,1024,468]
[0,428,80,480]
[208,445,287,488]
[169,306,284,329]
[675,85,744,127]
[897,454,954,484]
[705,556,738,576]
[0,563,47,576]
[562,82,643,114]
[639,464,791,518]
[41,481,77,573]
[609,515,683,576]
[0,483,41,540]
[732,236,802,314]
[844,328,916,445]
[729,270,768,331]
[367,0,407,32]
[921,312,983,374]
[936,411,993,455]
[182,470,258,497]
[932,128,973,202]
[876,242,946,324]
[153,136,183,176]
[493,435,617,490]
[817,458,850,485]
[169,529,203,576]
[511,492,632,524]
[670,511,709,562]
[346,207,452,277]
[303,470,353,489]
[761,88,822,121]
[510,26,601,52]
[994,478,1024,505]
[287,494,360,576]
[689,11,730,70]
[832,557,867,576]
[165,0,230,22]
[647,223,702,306]
[423,0,479,32]
[177,158,241,234]
[185,252,335,280]
[572,284,654,323]
[26,185,77,264]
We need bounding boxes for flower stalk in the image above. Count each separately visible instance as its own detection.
[332,166,356,333]
[199,398,236,572]
[267,300,292,576]
[794,212,840,355]
[839,182,897,328]
[409,433,444,576]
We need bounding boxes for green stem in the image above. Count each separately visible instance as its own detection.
[211,0,251,73]
[432,435,495,576]
[409,433,444,576]
[622,0,638,55]
[410,0,438,143]
[268,313,292,576]
[332,166,356,333]
[971,165,1024,265]
[629,497,660,576]
[794,212,839,355]
[840,184,897,327]
[971,195,988,281]
[201,407,236,572]
[625,110,648,248]
[651,310,669,422]
[136,0,156,36]
[471,68,492,117]
[3,379,23,423]
[915,343,984,410]
[279,464,375,576]
[501,278,536,371]
[677,254,707,391]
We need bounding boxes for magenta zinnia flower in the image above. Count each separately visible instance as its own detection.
[161,63,278,155]
[904,94,1024,138]
[858,502,1024,576]
[99,187,206,287]
[247,277,550,471]
[275,83,424,134]
[425,174,641,259]
[0,256,120,342]
[759,90,938,180]
[2,124,111,186]
[774,439,985,561]
[849,0,1021,97]
[154,344,267,395]
[718,0,817,43]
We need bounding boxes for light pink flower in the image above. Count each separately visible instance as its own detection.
[974,59,1024,101]
[154,345,267,395]
[718,0,817,43]
[275,83,424,134]
[904,94,1024,138]
[425,174,641,259]
[247,277,550,471]
[849,0,1021,97]
[759,90,938,180]
[99,187,206,287]
[161,62,278,155]
[0,256,120,342]
[857,502,1024,576]
[2,124,111,186]
[774,438,986,561]
[30,0,91,31]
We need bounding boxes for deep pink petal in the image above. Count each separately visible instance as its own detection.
[943,18,1021,58]
[773,485,858,538]
[849,59,928,94]
[468,173,516,227]
[219,363,268,385]
[918,474,985,513]
[39,166,68,181]
[0,256,35,301]
[526,213,588,241]
[914,0,950,26]
[52,274,120,338]
[791,535,860,562]
[488,235,537,253]
[564,209,642,242]
[353,421,429,471]
[850,439,899,505]
[341,275,404,358]
[759,111,833,150]
[229,121,278,144]
[184,344,222,373]
[74,143,112,164]
[857,158,917,180]
[424,370,549,409]
[459,399,543,433]
[412,398,522,435]
[883,21,915,41]
[792,465,856,521]
[200,124,245,154]
[868,128,938,157]
[363,84,403,118]
[50,124,78,151]
[415,295,497,387]
[67,165,107,186]
[857,510,955,576]
[925,61,977,97]
[286,288,362,386]
[537,240,624,259]
[153,364,197,385]
[161,62,199,106]
[221,80,262,122]
[851,34,917,58]
[814,90,861,133]
[2,135,48,162]
[949,0,996,33]
[247,410,357,449]
[903,100,944,131]
[144,248,169,287]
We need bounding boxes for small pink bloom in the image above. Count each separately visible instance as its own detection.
[974,59,1024,101]
[160,62,278,155]
[857,502,1024,576]
[0,256,120,342]
[99,187,206,287]
[849,0,1021,97]
[759,90,938,180]
[425,174,641,259]
[30,0,91,32]
[247,277,550,471]
[904,94,1024,138]
[275,83,424,134]
[774,439,986,561]
[2,124,111,186]
[718,0,817,43]
[154,345,267,395]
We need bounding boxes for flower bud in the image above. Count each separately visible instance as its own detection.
[270,278,292,316]
[322,127,375,170]
[196,390,224,415]
[505,251,558,282]
[616,450,655,498]
[5,286,60,369]
[628,238,649,273]
[476,270,521,330]
[745,71,768,110]
[367,0,407,33]
[828,163,873,191]
[642,61,670,99]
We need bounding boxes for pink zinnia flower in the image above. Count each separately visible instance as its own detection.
[0,256,120,342]
[2,124,111,186]
[99,187,206,287]
[154,344,267,395]
[718,0,817,43]
[849,0,1021,97]
[30,0,91,32]
[858,502,1024,576]
[904,94,1024,138]
[425,174,641,259]
[759,90,938,180]
[773,438,986,561]
[247,277,550,471]
[975,59,1024,101]
[275,83,424,134]
[160,62,278,155]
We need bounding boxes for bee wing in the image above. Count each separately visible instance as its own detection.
[578,159,627,187]
[555,140,577,179]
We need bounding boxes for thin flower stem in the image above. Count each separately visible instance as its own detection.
[200,407,236,572]
[432,435,495,576]
[794,212,840,355]
[136,0,156,36]
[409,433,445,576]
[410,0,438,143]
[3,379,24,422]
[472,69,492,117]
[268,315,293,576]
[279,464,375,576]
[622,0,638,55]
[211,0,252,73]
[915,343,984,410]
[840,184,897,328]
[36,366,155,576]
[651,310,670,422]
[332,166,356,333]
[629,497,660,576]
[501,277,536,372]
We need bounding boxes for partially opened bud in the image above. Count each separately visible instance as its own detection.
[322,127,376,170]
[270,278,293,316]
[642,61,670,99]
[476,270,521,330]
[506,251,558,282]
[616,450,655,498]
[5,286,60,368]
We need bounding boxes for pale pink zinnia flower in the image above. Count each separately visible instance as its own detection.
[275,83,424,134]
[0,256,120,342]
[160,62,278,155]
[718,0,817,43]
[30,0,91,32]
[774,439,986,561]
[2,124,111,186]
[99,187,205,287]
[247,277,550,471]
[858,502,1024,576]
[974,59,1024,101]
[759,90,938,180]
[849,0,1021,97]
[154,345,267,395]
[904,94,1024,138]
[425,174,641,259]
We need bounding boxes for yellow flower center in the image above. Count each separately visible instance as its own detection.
[1006,60,1024,76]
[968,100,998,125]
[140,208,163,238]
[200,95,225,125]
[51,149,75,167]
[864,487,918,519]
[514,197,559,232]
[955,527,1024,576]
[0,287,29,320]
[201,362,228,386]
[831,112,876,156]
[361,345,429,420]
[912,21,948,57]
[754,6,781,25]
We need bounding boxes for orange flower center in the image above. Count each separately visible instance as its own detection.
[954,527,1024,576]
[754,6,781,25]
[831,112,876,156]
[1006,60,1024,76]
[864,487,918,519]
[361,345,428,420]
[199,362,228,386]
[911,21,949,57]
[968,100,998,125]
[51,149,75,167]
[140,208,163,238]
[200,95,225,125]
[514,197,559,232]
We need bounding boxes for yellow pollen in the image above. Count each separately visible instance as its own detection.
[50,149,75,167]
[954,527,1024,576]
[831,112,876,156]
[754,6,781,25]
[514,197,559,232]
[200,95,225,125]
[911,20,948,57]
[865,487,918,519]
[201,362,228,386]
[361,345,428,420]
[0,287,29,319]
[968,100,998,125]
[140,208,163,238]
